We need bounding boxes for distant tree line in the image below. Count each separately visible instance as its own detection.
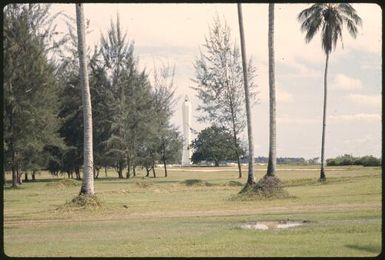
[3,4,182,186]
[255,157,309,165]
[327,154,381,167]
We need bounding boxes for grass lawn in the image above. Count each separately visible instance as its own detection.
[3,165,382,257]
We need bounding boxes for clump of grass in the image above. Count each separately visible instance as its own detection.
[46,179,80,188]
[227,180,243,187]
[233,175,290,200]
[135,182,153,188]
[282,178,319,187]
[181,179,213,186]
[57,194,102,211]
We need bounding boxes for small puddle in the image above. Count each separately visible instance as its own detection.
[240,220,309,230]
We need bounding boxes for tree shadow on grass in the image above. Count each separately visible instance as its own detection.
[345,244,381,255]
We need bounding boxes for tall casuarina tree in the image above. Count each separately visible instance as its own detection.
[266,3,277,177]
[298,4,362,181]
[237,3,255,185]
[76,3,95,195]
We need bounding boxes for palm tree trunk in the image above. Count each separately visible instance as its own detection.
[320,52,329,181]
[320,53,329,181]
[76,3,95,195]
[266,3,277,177]
[237,3,255,185]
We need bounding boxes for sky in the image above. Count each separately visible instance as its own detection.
[49,3,382,159]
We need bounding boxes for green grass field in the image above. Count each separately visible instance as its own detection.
[3,165,382,257]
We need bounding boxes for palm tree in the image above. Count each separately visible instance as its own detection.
[76,3,95,195]
[298,4,362,181]
[237,3,255,185]
[266,3,276,177]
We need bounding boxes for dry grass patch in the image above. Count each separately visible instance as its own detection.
[226,181,243,187]
[57,195,103,211]
[46,179,80,188]
[233,175,290,200]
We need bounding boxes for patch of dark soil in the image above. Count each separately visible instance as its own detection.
[181,179,213,186]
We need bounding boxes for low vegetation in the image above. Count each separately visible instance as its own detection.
[237,175,290,200]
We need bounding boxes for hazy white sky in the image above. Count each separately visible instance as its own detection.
[50,3,382,159]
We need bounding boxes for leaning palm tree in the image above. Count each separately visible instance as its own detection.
[76,3,95,195]
[266,3,277,177]
[237,3,255,186]
[298,4,362,181]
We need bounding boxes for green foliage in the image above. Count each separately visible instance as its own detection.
[327,154,381,167]
[191,125,244,166]
[298,3,362,55]
[3,4,65,184]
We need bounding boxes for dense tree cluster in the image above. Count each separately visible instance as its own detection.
[3,5,182,186]
[191,125,245,167]
[327,155,381,167]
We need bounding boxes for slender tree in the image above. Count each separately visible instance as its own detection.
[76,3,94,195]
[298,3,362,181]
[237,3,255,185]
[152,64,180,177]
[193,16,256,179]
[266,3,277,177]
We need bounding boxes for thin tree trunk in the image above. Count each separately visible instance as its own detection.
[16,165,22,185]
[152,163,156,178]
[163,158,168,177]
[105,166,108,177]
[229,98,242,179]
[75,168,81,180]
[24,171,29,182]
[237,3,255,185]
[32,170,36,181]
[76,4,95,195]
[266,3,277,177]
[126,155,131,179]
[117,162,123,178]
[10,110,17,188]
[320,53,329,181]
[11,156,17,188]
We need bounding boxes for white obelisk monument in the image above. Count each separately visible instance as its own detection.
[182,95,191,166]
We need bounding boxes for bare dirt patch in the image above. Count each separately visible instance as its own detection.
[240,220,310,230]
